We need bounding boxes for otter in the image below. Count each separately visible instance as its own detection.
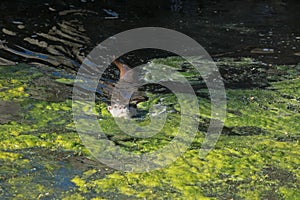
[107,60,142,119]
[108,103,137,119]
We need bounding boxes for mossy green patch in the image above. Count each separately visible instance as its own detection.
[1,58,300,199]
[69,57,299,199]
[0,64,93,199]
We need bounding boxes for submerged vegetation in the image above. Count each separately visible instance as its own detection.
[0,57,299,199]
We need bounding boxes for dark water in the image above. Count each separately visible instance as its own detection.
[0,0,300,71]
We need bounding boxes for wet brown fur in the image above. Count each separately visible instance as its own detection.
[113,60,131,79]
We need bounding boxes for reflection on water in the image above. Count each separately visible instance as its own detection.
[0,0,299,70]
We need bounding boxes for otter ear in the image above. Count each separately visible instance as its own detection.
[108,106,112,110]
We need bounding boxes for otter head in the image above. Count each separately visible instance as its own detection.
[108,103,137,119]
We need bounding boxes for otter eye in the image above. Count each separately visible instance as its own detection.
[114,105,117,109]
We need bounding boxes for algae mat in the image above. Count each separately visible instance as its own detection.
[0,58,299,199]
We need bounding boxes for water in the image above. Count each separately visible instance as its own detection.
[0,0,299,199]
[0,0,299,69]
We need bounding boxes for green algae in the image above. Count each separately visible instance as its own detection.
[55,77,75,85]
[1,58,300,199]
[225,79,300,137]
[69,135,298,199]
[0,64,92,199]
